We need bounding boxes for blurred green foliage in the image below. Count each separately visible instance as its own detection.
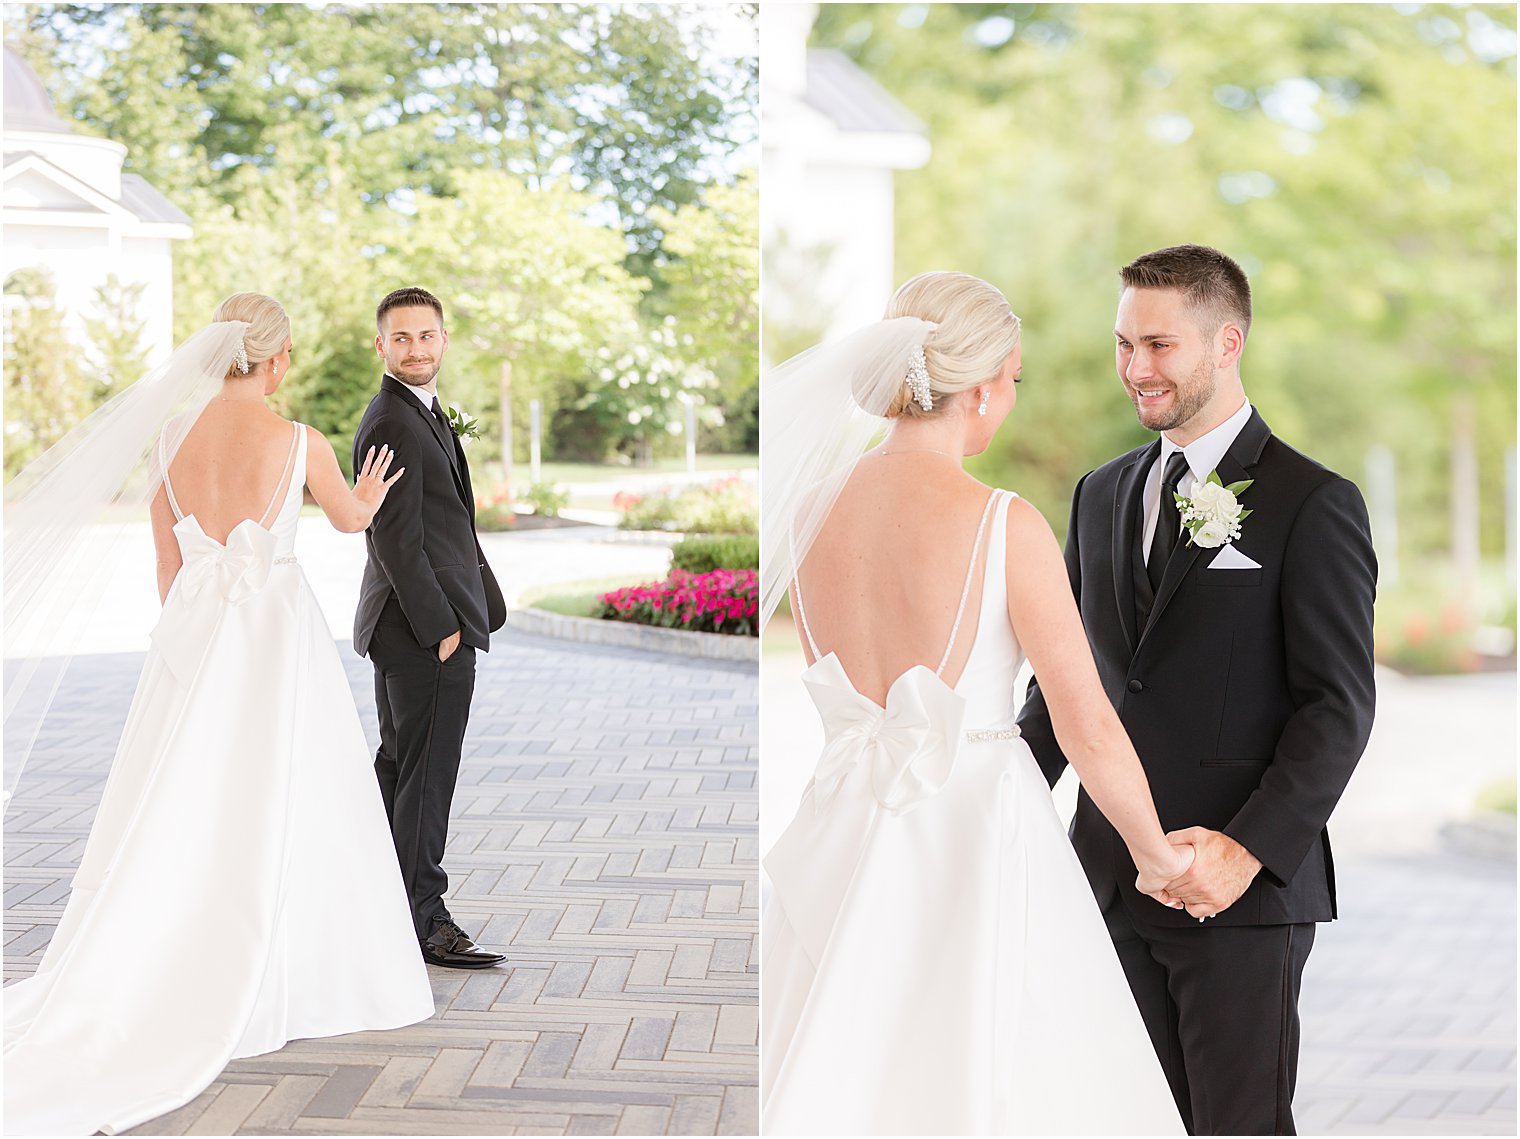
[671,533,762,573]
[1476,779,1517,814]
[7,3,757,477]
[518,481,571,519]
[811,4,1516,564]
[613,477,758,533]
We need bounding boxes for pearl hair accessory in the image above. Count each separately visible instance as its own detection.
[977,391,989,417]
[905,343,933,412]
[232,336,251,375]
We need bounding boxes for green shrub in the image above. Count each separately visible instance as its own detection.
[671,533,760,574]
[520,481,570,517]
[613,477,756,533]
[679,477,756,533]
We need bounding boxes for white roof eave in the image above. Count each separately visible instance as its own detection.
[2,154,139,222]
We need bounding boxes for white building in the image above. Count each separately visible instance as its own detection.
[3,46,191,365]
[760,4,930,350]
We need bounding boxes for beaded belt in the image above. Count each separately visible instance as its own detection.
[273,555,297,565]
[964,726,1020,743]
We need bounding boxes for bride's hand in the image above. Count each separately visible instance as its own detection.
[354,445,405,515]
[1135,842,1195,908]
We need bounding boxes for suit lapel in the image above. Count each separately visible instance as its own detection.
[1138,409,1273,645]
[380,375,470,505]
[1110,440,1157,657]
[453,432,477,520]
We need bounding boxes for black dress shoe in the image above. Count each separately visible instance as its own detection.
[420,920,506,969]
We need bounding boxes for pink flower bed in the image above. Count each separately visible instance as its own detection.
[599,568,758,637]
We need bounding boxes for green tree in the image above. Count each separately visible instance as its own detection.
[18,4,754,248]
[648,172,760,452]
[82,275,150,400]
[392,170,646,470]
[811,4,1516,561]
[4,270,92,478]
[11,3,757,472]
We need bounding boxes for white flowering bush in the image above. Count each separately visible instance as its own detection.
[575,318,719,464]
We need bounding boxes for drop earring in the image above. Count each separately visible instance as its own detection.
[977,391,989,417]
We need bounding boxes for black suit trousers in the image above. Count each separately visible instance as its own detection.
[1102,888,1315,1136]
[368,609,476,939]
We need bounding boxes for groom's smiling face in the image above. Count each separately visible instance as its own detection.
[1114,286,1219,437]
[377,305,449,387]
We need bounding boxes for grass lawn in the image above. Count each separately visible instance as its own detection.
[519,575,661,618]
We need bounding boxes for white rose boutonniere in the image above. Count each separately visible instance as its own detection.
[1175,470,1254,549]
[445,404,481,443]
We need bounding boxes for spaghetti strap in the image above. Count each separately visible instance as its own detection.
[257,422,302,528]
[934,489,1001,677]
[791,555,824,660]
[158,432,185,522]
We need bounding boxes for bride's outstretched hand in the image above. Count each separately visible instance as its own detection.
[1135,842,1195,909]
[354,445,405,515]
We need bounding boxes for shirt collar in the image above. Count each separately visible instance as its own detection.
[386,373,438,410]
[1162,399,1252,483]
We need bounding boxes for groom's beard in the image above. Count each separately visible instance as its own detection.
[1133,356,1216,433]
[391,360,441,387]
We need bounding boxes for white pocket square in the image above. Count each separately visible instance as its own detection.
[1208,545,1261,570]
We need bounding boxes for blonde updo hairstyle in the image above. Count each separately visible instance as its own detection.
[881,272,1021,419]
[211,292,290,379]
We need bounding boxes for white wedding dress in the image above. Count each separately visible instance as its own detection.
[763,488,1184,1135]
[4,422,435,1136]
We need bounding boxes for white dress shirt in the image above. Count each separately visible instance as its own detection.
[1142,399,1253,562]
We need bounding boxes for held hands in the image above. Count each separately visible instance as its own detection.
[1161,827,1263,921]
[354,445,405,520]
[1135,843,1195,910]
[438,630,461,663]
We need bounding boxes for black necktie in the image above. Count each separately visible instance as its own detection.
[429,395,449,430]
[1147,451,1190,593]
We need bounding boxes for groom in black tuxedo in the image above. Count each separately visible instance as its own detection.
[354,286,508,970]
[1018,246,1376,1135]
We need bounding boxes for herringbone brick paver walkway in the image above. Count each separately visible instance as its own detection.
[5,630,757,1135]
[1296,852,1516,1135]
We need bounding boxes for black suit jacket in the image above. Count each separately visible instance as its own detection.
[352,374,506,657]
[1017,410,1377,927]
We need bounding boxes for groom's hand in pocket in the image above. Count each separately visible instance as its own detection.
[1163,827,1263,920]
[438,630,461,662]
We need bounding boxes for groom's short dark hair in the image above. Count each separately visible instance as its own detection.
[1121,245,1251,336]
[377,287,445,330]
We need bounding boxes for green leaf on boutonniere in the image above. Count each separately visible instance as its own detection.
[1237,508,1253,522]
[1207,470,1224,487]
[1225,479,1254,496]
[445,405,481,441]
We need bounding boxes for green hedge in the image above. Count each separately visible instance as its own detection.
[670,533,760,574]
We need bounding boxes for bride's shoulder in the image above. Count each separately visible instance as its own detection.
[991,489,1056,544]
[962,478,1050,541]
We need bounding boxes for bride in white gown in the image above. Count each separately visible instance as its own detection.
[4,293,435,1135]
[761,272,1193,1135]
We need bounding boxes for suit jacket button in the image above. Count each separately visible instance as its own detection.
[1128,679,1144,693]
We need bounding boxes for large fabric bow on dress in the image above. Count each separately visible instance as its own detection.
[803,653,967,815]
[151,518,277,685]
[765,652,968,967]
